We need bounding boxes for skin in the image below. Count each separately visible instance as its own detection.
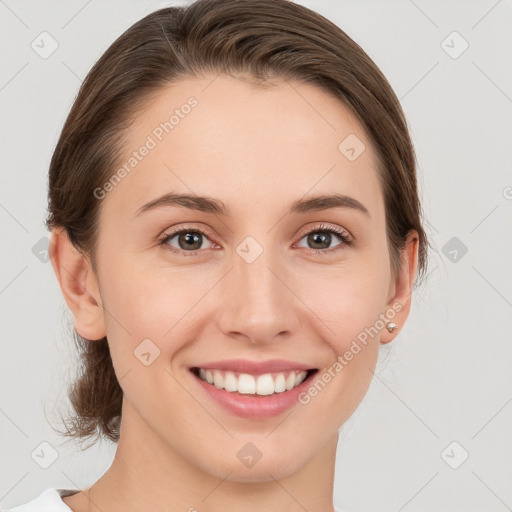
[52,73,419,512]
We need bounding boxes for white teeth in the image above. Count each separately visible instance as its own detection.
[256,374,274,395]
[224,371,238,392]
[285,372,296,390]
[213,370,224,389]
[196,368,310,395]
[238,374,256,394]
[274,373,286,393]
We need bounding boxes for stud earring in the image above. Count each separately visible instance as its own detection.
[386,322,397,332]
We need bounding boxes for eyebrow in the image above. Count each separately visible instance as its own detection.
[135,192,370,217]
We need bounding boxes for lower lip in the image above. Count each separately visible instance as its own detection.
[191,370,316,419]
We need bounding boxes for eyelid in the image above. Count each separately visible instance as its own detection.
[293,222,353,253]
[159,223,219,250]
[299,222,352,240]
[159,222,353,255]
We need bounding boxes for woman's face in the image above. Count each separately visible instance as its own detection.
[85,73,414,481]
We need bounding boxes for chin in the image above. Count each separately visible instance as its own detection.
[224,461,301,484]
[205,445,306,483]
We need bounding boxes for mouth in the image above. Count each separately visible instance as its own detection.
[187,358,320,418]
[190,367,318,397]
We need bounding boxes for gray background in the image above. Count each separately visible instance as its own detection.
[1,0,511,510]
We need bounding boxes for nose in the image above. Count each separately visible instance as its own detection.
[215,247,300,345]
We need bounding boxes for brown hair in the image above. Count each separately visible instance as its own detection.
[46,0,430,448]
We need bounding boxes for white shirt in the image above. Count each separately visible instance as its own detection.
[0,488,78,511]
[1,488,348,511]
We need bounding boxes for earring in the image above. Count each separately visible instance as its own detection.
[386,322,397,332]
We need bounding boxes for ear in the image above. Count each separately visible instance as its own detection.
[380,230,419,344]
[49,227,107,341]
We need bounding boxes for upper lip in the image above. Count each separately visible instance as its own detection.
[190,359,316,375]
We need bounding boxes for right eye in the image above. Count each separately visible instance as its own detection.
[159,225,220,256]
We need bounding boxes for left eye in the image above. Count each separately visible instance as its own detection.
[296,227,349,251]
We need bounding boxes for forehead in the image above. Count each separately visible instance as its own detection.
[100,73,383,222]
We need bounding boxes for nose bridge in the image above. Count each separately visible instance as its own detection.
[238,248,281,306]
[217,238,297,342]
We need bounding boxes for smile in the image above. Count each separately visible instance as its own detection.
[192,367,312,396]
[189,361,319,419]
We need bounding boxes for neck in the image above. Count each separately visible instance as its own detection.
[83,399,339,512]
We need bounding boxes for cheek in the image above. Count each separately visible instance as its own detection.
[97,254,218,381]
[99,246,193,334]
[297,262,390,347]
[97,268,196,412]
[294,265,387,415]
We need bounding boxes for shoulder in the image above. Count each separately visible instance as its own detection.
[0,488,79,512]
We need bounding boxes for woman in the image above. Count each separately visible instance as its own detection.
[5,0,429,510]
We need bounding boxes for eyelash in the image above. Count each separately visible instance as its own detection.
[158,222,353,257]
